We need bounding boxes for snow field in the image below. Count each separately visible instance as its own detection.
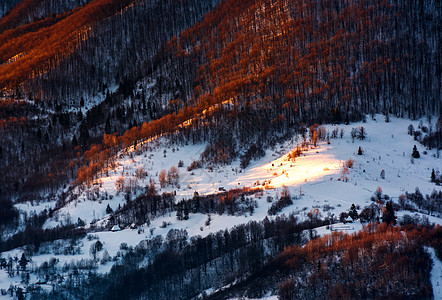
[3,115,441,298]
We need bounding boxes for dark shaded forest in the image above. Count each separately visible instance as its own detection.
[0,0,218,199]
[25,219,442,300]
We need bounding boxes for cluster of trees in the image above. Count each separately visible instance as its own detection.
[399,188,442,217]
[109,187,175,228]
[181,187,260,217]
[0,0,92,33]
[358,203,381,223]
[0,223,86,253]
[278,223,441,299]
[34,214,327,299]
[421,121,442,151]
[159,166,179,188]
[0,101,85,199]
[26,218,441,299]
[0,198,18,228]
[0,0,135,89]
[0,236,102,298]
[408,120,442,152]
[110,186,262,229]
[0,0,20,18]
[240,143,266,169]
[350,126,367,142]
[268,187,293,215]
[21,0,218,104]
[431,168,442,185]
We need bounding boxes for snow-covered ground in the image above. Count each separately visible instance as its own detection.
[42,115,441,230]
[2,115,441,298]
[427,247,442,300]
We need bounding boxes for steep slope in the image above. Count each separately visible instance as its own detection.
[0,0,21,19]
[0,0,219,105]
[29,0,219,104]
[0,0,218,200]
[165,0,441,118]
[0,0,440,298]
[2,115,441,299]
[0,0,135,90]
[75,0,441,190]
[50,116,442,230]
[0,0,92,33]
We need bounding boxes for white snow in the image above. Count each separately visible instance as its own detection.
[427,247,442,300]
[2,115,442,298]
[40,115,441,234]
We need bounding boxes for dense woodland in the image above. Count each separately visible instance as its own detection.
[0,0,218,199]
[0,0,92,33]
[73,0,441,188]
[20,219,441,300]
[0,1,441,298]
[0,0,21,18]
[0,0,440,199]
[26,0,219,104]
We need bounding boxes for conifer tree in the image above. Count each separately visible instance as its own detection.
[382,201,396,225]
[412,145,420,158]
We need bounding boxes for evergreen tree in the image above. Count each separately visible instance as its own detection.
[382,201,396,225]
[412,145,420,158]
[431,169,436,182]
[176,203,183,221]
[349,204,358,220]
[183,202,189,220]
[77,218,86,227]
[106,204,113,214]
[78,121,90,146]
[18,253,28,271]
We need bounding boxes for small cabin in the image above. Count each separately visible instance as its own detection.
[111,225,121,232]
[36,278,47,285]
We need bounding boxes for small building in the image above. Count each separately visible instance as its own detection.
[111,225,121,232]
[36,278,47,285]
[345,216,353,223]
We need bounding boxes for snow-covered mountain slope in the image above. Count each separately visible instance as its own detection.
[44,115,441,229]
[1,115,441,298]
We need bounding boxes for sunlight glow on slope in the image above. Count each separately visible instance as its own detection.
[231,145,342,189]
